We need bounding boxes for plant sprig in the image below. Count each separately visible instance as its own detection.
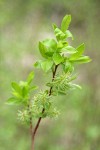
[7,14,91,150]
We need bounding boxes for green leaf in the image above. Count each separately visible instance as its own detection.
[19,81,28,87]
[61,46,77,54]
[39,39,57,57]
[53,53,64,65]
[43,39,57,50]
[70,56,91,64]
[39,42,48,58]
[57,41,64,49]
[11,82,22,95]
[65,30,74,40]
[61,15,71,32]
[76,43,85,55]
[41,59,53,72]
[57,41,68,52]
[22,87,29,98]
[27,71,34,84]
[52,23,57,30]
[17,81,29,98]
[70,43,85,59]
[6,97,22,105]
[63,61,74,73]
[30,85,38,91]
[54,28,66,41]
[43,39,57,56]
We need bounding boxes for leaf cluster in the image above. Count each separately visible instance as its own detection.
[7,14,91,125]
[34,15,91,73]
[7,72,37,105]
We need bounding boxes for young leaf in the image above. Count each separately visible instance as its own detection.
[30,85,38,91]
[63,61,74,73]
[70,43,85,59]
[19,81,28,89]
[52,23,57,30]
[39,42,48,58]
[76,43,85,55]
[43,39,57,50]
[61,46,77,54]
[65,30,74,40]
[61,15,71,32]
[54,28,66,41]
[70,56,91,63]
[11,82,22,95]
[27,71,34,84]
[41,59,53,72]
[57,41,64,49]
[42,39,57,57]
[6,97,22,105]
[53,53,64,65]
[22,86,29,98]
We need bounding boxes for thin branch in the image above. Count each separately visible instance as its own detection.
[32,108,44,137]
[28,104,33,135]
[29,113,33,135]
[49,65,58,96]
[31,64,59,149]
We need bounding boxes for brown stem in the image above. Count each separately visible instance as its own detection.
[31,64,59,150]
[28,103,33,150]
[30,114,33,135]
[28,104,33,135]
[31,108,44,150]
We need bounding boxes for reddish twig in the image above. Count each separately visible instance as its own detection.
[31,64,59,150]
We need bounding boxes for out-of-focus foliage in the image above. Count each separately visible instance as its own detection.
[0,0,100,150]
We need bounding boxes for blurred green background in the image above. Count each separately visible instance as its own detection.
[0,0,100,150]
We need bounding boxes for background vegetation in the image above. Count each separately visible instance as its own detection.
[0,0,100,150]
